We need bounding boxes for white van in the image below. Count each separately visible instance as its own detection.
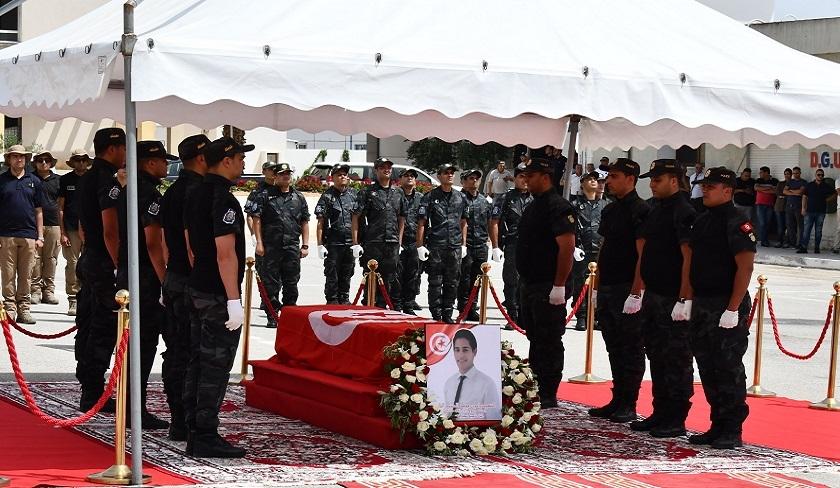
[308,162,440,186]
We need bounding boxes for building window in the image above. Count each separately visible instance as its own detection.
[3,116,21,146]
[0,2,19,47]
[266,152,278,163]
[354,144,367,151]
[297,142,307,149]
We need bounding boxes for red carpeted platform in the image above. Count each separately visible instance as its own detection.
[0,397,194,487]
[557,380,840,462]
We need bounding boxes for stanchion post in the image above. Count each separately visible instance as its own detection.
[810,282,840,411]
[568,262,606,384]
[747,275,776,397]
[88,290,150,485]
[479,263,491,323]
[366,260,379,307]
[239,257,255,381]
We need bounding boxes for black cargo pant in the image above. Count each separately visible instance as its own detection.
[690,294,751,434]
[638,290,695,424]
[519,280,567,403]
[184,289,241,435]
[324,244,354,304]
[361,242,399,309]
[162,270,191,427]
[261,243,301,319]
[457,245,488,313]
[426,246,461,320]
[501,241,521,321]
[572,250,598,322]
[393,244,421,311]
[596,283,646,408]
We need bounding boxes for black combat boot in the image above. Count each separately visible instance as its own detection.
[649,403,690,438]
[688,424,722,445]
[192,432,246,458]
[442,309,455,324]
[710,431,743,449]
[466,309,480,322]
[608,404,638,423]
[79,384,116,413]
[629,411,663,431]
[168,406,188,441]
[588,394,619,418]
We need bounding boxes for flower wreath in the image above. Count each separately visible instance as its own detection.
[380,328,543,455]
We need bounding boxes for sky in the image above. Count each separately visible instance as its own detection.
[699,0,840,23]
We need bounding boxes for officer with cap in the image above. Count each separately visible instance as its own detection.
[515,158,577,408]
[253,162,310,326]
[183,136,250,458]
[416,163,467,323]
[244,161,279,321]
[159,133,210,440]
[115,140,176,430]
[457,168,492,321]
[315,163,357,304]
[74,127,126,413]
[629,158,697,437]
[393,168,423,314]
[351,157,406,308]
[687,167,756,449]
[489,163,532,325]
[30,150,61,306]
[58,149,91,316]
[571,171,607,330]
[587,158,649,423]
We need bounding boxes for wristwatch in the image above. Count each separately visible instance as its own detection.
[301,244,309,250]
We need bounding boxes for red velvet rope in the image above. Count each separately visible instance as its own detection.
[377,277,395,310]
[745,295,759,330]
[1,316,128,427]
[767,296,833,360]
[8,317,77,339]
[255,274,282,323]
[488,282,589,335]
[455,282,480,323]
[352,276,367,306]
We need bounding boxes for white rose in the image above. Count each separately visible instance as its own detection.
[513,373,527,385]
[526,389,537,399]
[501,415,514,427]
[390,368,401,379]
[410,343,420,355]
[449,431,465,444]
[417,421,430,432]
[458,449,470,456]
[482,431,498,449]
[502,385,514,396]
[418,401,426,409]
[401,362,416,372]
[501,439,512,450]
[521,412,533,423]
[443,419,455,429]
[410,393,423,403]
[512,393,523,405]
[419,410,429,420]
[399,393,409,403]
[401,352,410,360]
[509,430,524,444]
[507,407,515,415]
[475,447,489,455]
[406,375,417,383]
[509,359,520,369]
[433,441,447,451]
[531,424,541,433]
[428,416,437,426]
[469,438,484,452]
[389,385,400,393]
[416,371,426,382]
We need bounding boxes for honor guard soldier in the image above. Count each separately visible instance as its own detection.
[630,159,697,437]
[115,140,175,430]
[183,136,250,458]
[587,159,649,423]
[515,158,576,408]
[571,171,607,330]
[416,164,468,323]
[74,127,126,413]
[58,149,91,316]
[253,162,310,327]
[489,163,532,325]
[351,157,406,308]
[687,167,756,449]
[457,169,493,321]
[159,134,210,440]
[394,168,423,314]
[315,163,357,304]
[244,162,279,324]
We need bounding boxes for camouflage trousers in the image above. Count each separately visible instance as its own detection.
[457,245,488,313]
[323,244,354,304]
[425,247,462,319]
[596,283,645,407]
[184,289,241,434]
[74,250,118,396]
[519,280,567,403]
[501,242,521,321]
[360,242,400,309]
[690,294,751,433]
[261,244,301,317]
[393,244,421,311]
[161,271,191,426]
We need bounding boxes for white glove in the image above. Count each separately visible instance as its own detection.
[417,245,430,261]
[591,290,598,309]
[573,247,586,262]
[670,300,693,322]
[549,286,565,306]
[719,309,739,329]
[622,294,642,314]
[351,244,364,259]
[491,247,504,262]
[250,234,257,247]
[317,245,328,259]
[225,300,245,331]
[461,246,468,258]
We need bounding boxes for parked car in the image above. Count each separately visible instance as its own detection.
[166,160,264,183]
[308,162,462,190]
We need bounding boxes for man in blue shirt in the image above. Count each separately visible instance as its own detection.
[0,145,44,325]
[798,169,836,253]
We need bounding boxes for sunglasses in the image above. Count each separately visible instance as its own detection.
[33,158,54,164]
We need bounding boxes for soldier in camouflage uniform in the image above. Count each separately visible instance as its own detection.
[253,163,310,327]
[416,164,467,323]
[393,168,423,314]
[457,169,492,321]
[315,164,357,304]
[687,167,755,449]
[244,162,279,323]
[571,171,607,330]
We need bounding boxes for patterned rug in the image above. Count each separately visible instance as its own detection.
[0,382,837,487]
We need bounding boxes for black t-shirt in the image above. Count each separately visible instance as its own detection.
[355,181,406,243]
[253,188,310,247]
[314,186,357,246]
[418,187,468,249]
[160,169,203,276]
[804,180,834,214]
[640,192,696,296]
[491,189,533,246]
[76,158,121,255]
[117,171,162,271]
[734,177,756,206]
[598,190,650,286]
[690,201,756,297]
[185,173,246,296]
[401,188,423,245]
[58,171,82,231]
[0,170,44,239]
[515,189,576,284]
[462,190,493,249]
[37,172,60,227]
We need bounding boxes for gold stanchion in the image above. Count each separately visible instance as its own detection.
[810,282,840,411]
[236,257,255,383]
[479,263,491,324]
[747,275,776,397]
[87,290,151,485]
[568,262,606,384]
[366,260,379,307]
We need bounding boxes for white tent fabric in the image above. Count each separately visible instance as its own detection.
[2,0,840,149]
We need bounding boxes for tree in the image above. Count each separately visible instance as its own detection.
[407,138,512,176]
[341,149,350,162]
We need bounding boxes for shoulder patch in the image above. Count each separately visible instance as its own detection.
[567,214,575,223]
[108,186,121,200]
[148,201,160,216]
[222,208,236,224]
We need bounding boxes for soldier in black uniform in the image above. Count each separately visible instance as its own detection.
[351,157,405,308]
[416,164,467,323]
[571,171,607,330]
[159,134,210,440]
[631,159,697,437]
[253,163,310,327]
[515,159,576,408]
[489,163,532,325]
[315,164,357,304]
[588,158,649,423]
[183,136,250,458]
[244,162,279,323]
[457,169,492,321]
[394,168,423,314]
[115,140,175,429]
[74,127,126,413]
[687,167,756,449]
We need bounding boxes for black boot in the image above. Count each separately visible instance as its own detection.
[608,404,638,423]
[79,385,116,414]
[649,403,689,438]
[588,397,619,418]
[431,309,442,322]
[168,406,188,441]
[466,309,480,322]
[629,411,663,431]
[192,432,246,458]
[442,309,455,324]
[710,431,743,449]
[128,409,170,430]
[688,424,722,445]
[411,301,422,310]
[402,307,417,315]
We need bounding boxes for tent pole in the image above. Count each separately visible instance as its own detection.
[122,1,144,484]
[561,115,581,200]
